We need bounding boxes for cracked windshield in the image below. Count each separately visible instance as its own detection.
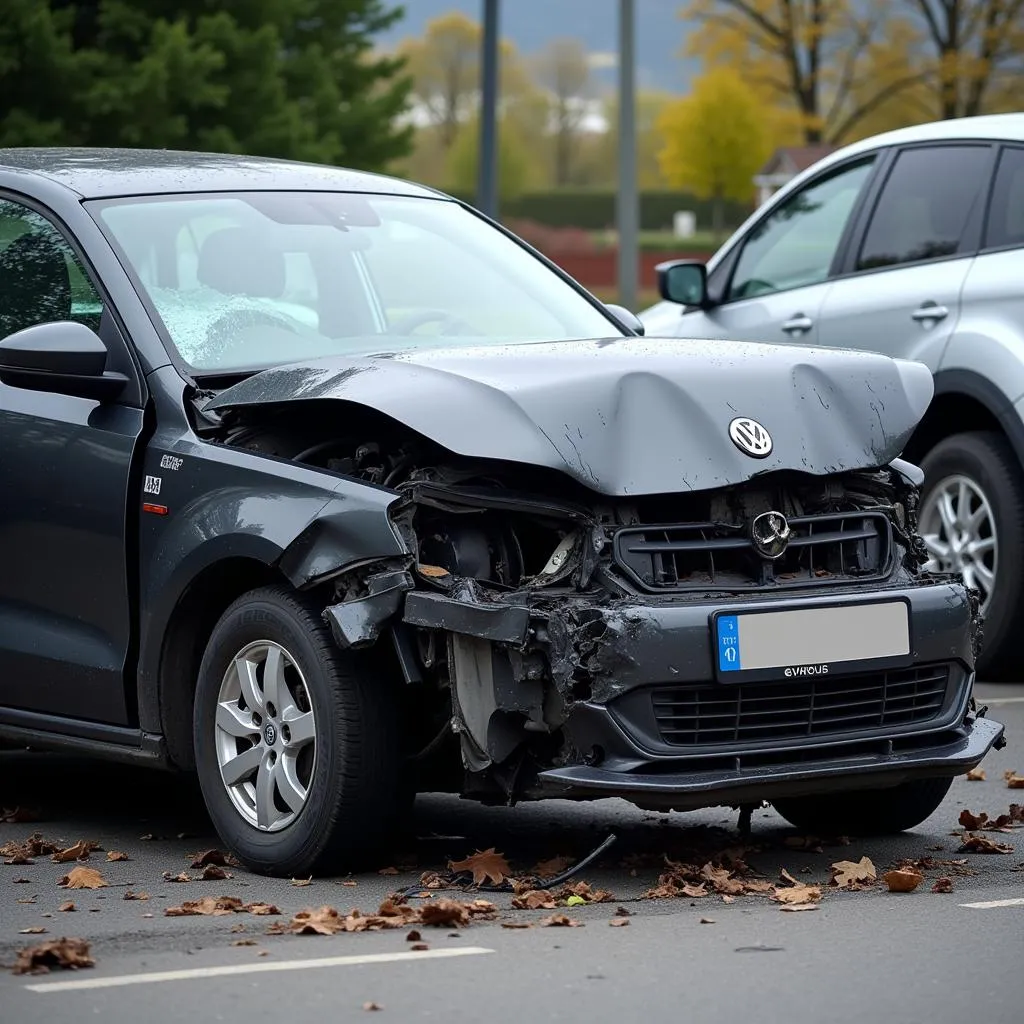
[94,192,619,371]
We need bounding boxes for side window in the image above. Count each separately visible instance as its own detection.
[0,198,104,340]
[984,147,1024,249]
[728,159,875,301]
[856,145,990,270]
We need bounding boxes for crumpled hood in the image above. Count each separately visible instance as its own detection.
[205,337,934,497]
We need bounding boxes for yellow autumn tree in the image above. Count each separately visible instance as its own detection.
[657,67,773,236]
[681,0,931,144]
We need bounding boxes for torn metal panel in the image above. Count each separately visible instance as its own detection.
[404,581,531,646]
[323,569,414,649]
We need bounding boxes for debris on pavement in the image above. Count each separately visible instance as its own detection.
[13,937,94,975]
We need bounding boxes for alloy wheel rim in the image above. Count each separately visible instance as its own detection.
[919,473,997,612]
[214,640,316,832]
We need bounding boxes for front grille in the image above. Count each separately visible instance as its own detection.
[613,511,892,592]
[650,665,950,747]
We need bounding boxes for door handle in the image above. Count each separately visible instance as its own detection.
[911,303,949,322]
[781,314,813,334]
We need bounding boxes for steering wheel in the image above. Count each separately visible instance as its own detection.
[390,309,475,336]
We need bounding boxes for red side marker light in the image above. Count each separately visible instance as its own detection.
[142,503,168,516]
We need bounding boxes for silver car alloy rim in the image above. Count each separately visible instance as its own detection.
[919,474,997,613]
[214,640,317,832]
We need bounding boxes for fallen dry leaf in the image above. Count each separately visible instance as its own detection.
[780,904,819,912]
[4,853,33,865]
[559,881,614,904]
[342,879,359,887]
[959,808,990,830]
[533,855,574,878]
[363,1003,382,1012]
[931,877,955,893]
[123,892,149,901]
[106,851,130,862]
[58,867,106,890]
[201,864,232,881]
[830,856,876,889]
[166,896,245,917]
[958,832,1014,854]
[13,937,94,975]
[163,871,192,883]
[699,917,716,924]
[13,878,32,884]
[377,866,400,876]
[511,889,557,910]
[500,921,533,929]
[247,903,281,916]
[448,848,512,887]
[232,939,258,947]
[773,883,822,906]
[700,863,745,896]
[291,877,312,887]
[411,943,429,951]
[420,900,472,928]
[882,869,923,893]
[58,902,76,912]
[51,841,99,864]
[966,767,986,781]
[19,927,47,934]
[188,849,237,869]
[1007,773,1024,789]
[539,913,582,927]
[16,898,37,905]
[609,916,630,927]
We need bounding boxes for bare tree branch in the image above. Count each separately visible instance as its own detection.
[829,71,933,141]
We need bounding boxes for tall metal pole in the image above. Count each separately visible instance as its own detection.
[616,0,638,310]
[477,0,500,218]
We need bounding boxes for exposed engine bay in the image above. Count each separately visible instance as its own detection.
[200,395,981,810]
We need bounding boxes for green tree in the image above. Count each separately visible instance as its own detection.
[0,1,412,169]
[532,38,593,186]
[444,114,536,200]
[657,67,770,235]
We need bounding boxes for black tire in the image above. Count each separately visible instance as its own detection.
[919,431,1024,680]
[193,586,402,876]
[773,776,953,835]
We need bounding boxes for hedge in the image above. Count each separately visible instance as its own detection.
[448,189,752,232]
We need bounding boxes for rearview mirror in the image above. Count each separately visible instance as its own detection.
[604,303,645,335]
[656,259,709,307]
[0,321,128,401]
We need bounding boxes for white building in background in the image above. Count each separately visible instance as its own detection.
[753,145,836,206]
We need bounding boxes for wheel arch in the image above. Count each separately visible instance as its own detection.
[902,369,1024,472]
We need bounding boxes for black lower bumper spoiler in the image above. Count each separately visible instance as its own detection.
[536,717,1004,808]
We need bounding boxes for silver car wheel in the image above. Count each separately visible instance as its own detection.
[214,640,317,832]
[919,473,997,612]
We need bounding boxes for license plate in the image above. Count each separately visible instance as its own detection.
[714,600,911,681]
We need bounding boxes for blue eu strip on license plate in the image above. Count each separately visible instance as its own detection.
[718,614,741,672]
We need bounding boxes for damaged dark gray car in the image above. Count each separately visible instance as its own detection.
[0,149,1003,876]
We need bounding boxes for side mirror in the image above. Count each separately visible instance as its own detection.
[0,321,128,401]
[604,303,645,336]
[656,259,709,307]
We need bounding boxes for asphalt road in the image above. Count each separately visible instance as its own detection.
[2,684,1023,1024]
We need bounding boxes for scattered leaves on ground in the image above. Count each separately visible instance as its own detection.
[966,767,986,781]
[882,869,924,893]
[780,904,819,912]
[58,867,106,890]
[931,877,955,893]
[772,883,822,906]
[448,848,512,887]
[13,937,94,975]
[58,902,76,912]
[1005,771,1024,789]
[123,892,149,901]
[106,851,130,862]
[165,897,280,917]
[291,877,312,887]
[163,871,191,883]
[417,871,445,889]
[500,921,533,929]
[51,841,100,863]
[201,864,232,881]
[19,927,47,934]
[830,856,876,890]
[511,889,557,910]
[266,898,495,936]
[609,917,630,927]
[539,913,582,927]
[2,833,59,864]
[958,832,1015,854]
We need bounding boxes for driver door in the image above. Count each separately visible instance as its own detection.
[672,158,878,347]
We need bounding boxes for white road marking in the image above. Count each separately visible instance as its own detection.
[975,696,1024,704]
[25,946,495,993]
[959,898,1024,909]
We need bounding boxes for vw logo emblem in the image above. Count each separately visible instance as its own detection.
[729,417,773,458]
[751,511,791,560]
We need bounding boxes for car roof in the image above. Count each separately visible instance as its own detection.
[809,113,1024,172]
[0,147,446,201]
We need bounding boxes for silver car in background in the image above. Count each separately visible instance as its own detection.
[642,113,1024,679]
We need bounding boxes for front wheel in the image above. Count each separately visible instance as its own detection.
[918,431,1024,679]
[193,586,402,876]
[773,776,953,836]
